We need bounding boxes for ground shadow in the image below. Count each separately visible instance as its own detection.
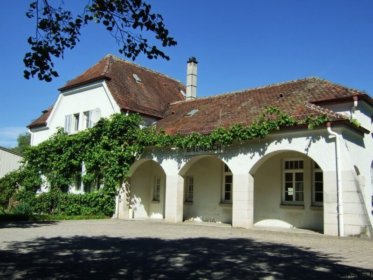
[0,236,372,279]
[0,220,58,229]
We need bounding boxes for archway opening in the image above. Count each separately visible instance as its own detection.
[126,160,166,219]
[180,155,232,224]
[251,150,324,232]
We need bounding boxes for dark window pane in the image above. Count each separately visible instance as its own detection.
[224,164,231,172]
[225,175,232,183]
[225,193,231,201]
[315,193,323,202]
[295,182,303,191]
[285,183,293,191]
[315,182,323,192]
[299,161,304,169]
[295,192,304,201]
[295,172,303,181]
[285,173,292,181]
[285,192,293,201]
[225,184,231,191]
[315,172,323,181]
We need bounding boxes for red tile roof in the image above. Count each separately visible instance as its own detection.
[156,77,371,135]
[28,108,52,129]
[60,54,185,118]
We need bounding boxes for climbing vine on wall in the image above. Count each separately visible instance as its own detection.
[1,107,333,215]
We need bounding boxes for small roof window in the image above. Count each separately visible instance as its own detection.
[186,109,199,117]
[132,73,142,83]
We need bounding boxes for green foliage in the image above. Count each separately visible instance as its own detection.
[11,132,31,155]
[349,118,361,127]
[31,191,113,216]
[0,166,41,210]
[24,0,176,81]
[5,107,330,219]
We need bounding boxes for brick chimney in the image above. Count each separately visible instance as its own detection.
[186,57,198,100]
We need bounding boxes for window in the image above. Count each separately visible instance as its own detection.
[84,111,93,129]
[185,176,194,202]
[313,162,323,206]
[283,159,304,204]
[223,164,232,203]
[153,177,161,202]
[73,113,80,132]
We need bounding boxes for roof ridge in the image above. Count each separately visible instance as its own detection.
[104,54,184,86]
[169,77,324,105]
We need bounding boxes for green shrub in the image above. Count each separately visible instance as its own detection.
[11,202,33,216]
[30,191,114,217]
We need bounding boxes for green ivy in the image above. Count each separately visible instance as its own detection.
[3,107,332,217]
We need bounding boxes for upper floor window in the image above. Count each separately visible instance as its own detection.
[223,164,232,203]
[283,159,304,205]
[73,113,80,132]
[64,109,101,134]
[313,162,323,206]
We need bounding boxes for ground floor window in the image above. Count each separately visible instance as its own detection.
[223,164,232,203]
[283,159,304,205]
[185,176,194,202]
[153,177,161,202]
[312,162,323,206]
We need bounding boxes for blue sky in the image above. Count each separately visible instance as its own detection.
[1,0,373,147]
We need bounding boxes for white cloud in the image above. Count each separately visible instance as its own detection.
[0,127,27,148]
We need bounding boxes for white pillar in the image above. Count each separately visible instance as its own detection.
[115,182,130,219]
[164,174,184,223]
[232,172,254,229]
[323,171,339,236]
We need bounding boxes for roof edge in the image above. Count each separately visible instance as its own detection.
[59,75,111,92]
[0,146,23,157]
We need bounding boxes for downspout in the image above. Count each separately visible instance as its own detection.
[327,122,344,237]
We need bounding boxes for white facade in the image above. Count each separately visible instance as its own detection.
[0,147,22,178]
[115,98,373,237]
[30,81,121,146]
[29,71,373,237]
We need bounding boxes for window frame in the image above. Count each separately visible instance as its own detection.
[282,159,304,205]
[83,111,93,129]
[222,164,233,203]
[312,162,323,207]
[73,113,80,132]
[184,176,194,203]
[152,177,161,202]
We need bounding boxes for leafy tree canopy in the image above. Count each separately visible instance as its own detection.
[24,0,177,82]
[12,133,31,155]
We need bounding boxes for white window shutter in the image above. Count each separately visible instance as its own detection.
[64,115,72,133]
[91,108,101,126]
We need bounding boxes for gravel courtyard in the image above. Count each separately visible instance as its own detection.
[0,219,372,279]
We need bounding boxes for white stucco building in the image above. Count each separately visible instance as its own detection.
[0,147,22,178]
[29,54,373,236]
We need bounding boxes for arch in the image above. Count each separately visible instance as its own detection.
[179,154,230,176]
[249,149,323,176]
[180,155,232,224]
[125,159,166,220]
[251,150,324,233]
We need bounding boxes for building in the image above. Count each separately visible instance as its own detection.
[0,147,22,178]
[28,54,373,236]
